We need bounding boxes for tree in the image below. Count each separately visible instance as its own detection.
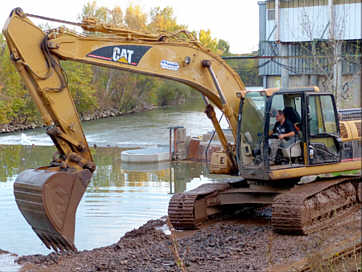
[124,5,147,31]
[0,34,39,124]
[218,39,231,56]
[80,1,109,23]
[154,80,193,106]
[198,29,218,53]
[225,52,262,86]
[0,1,241,127]
[109,6,123,26]
[61,61,98,114]
[296,3,361,107]
[148,7,185,32]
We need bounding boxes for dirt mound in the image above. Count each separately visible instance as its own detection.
[16,210,361,272]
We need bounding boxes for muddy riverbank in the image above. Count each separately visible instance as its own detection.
[13,209,361,272]
[0,107,153,134]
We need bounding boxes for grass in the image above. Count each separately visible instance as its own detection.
[330,169,361,176]
[166,218,187,272]
[304,243,361,272]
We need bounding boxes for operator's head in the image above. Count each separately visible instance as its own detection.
[276,110,285,122]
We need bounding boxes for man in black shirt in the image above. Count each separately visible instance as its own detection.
[272,110,296,146]
[269,110,297,162]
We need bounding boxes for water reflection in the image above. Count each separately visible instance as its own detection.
[0,145,209,255]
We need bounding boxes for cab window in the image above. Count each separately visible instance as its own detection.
[308,95,337,135]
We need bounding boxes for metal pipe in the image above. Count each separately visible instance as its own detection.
[202,59,238,140]
[25,13,82,27]
[201,94,209,105]
[202,60,227,105]
[328,0,335,40]
[204,104,238,173]
[275,0,280,41]
[221,55,361,60]
[173,128,177,160]
[201,59,238,173]
[169,128,172,161]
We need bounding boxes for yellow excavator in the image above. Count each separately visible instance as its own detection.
[3,8,361,252]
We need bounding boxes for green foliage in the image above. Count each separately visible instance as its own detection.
[61,61,97,114]
[149,7,185,32]
[218,39,231,55]
[0,101,8,124]
[80,1,110,22]
[198,29,219,53]
[225,51,262,86]
[155,80,193,106]
[0,1,260,127]
[79,2,200,111]
[0,34,40,124]
[125,5,147,31]
[110,6,123,26]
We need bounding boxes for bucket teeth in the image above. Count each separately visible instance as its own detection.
[56,236,73,252]
[35,232,52,250]
[46,235,60,252]
[35,230,75,252]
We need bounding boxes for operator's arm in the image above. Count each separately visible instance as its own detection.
[269,122,278,136]
[278,130,295,140]
[278,120,296,140]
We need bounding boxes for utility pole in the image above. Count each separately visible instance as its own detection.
[276,0,289,88]
[329,0,342,105]
[281,43,289,88]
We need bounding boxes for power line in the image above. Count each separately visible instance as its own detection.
[222,54,361,60]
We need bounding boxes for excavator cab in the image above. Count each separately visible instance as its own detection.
[237,87,342,180]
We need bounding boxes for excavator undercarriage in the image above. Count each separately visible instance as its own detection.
[169,176,361,233]
[169,107,361,233]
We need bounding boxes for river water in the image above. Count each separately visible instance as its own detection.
[0,102,228,147]
[0,101,227,256]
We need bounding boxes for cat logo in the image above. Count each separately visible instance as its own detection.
[112,47,134,64]
[87,45,151,66]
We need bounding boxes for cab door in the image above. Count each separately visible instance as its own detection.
[306,93,341,165]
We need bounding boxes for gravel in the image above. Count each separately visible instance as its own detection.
[15,210,361,272]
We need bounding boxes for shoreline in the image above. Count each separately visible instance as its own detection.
[0,106,159,134]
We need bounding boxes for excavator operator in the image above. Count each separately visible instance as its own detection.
[269,110,297,163]
[271,110,297,144]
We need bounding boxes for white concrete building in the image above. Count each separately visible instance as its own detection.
[258,0,361,107]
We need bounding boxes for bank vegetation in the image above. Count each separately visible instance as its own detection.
[0,1,261,130]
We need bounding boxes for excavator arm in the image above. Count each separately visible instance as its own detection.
[3,8,246,251]
[4,8,246,170]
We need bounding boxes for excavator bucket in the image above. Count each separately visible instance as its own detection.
[14,168,92,252]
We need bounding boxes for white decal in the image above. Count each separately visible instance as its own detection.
[127,50,134,63]
[160,60,179,71]
[120,49,128,60]
[112,47,134,64]
[112,47,120,61]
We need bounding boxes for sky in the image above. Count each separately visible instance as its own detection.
[0,0,260,54]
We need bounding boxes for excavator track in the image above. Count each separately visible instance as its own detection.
[168,183,231,229]
[272,176,361,234]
